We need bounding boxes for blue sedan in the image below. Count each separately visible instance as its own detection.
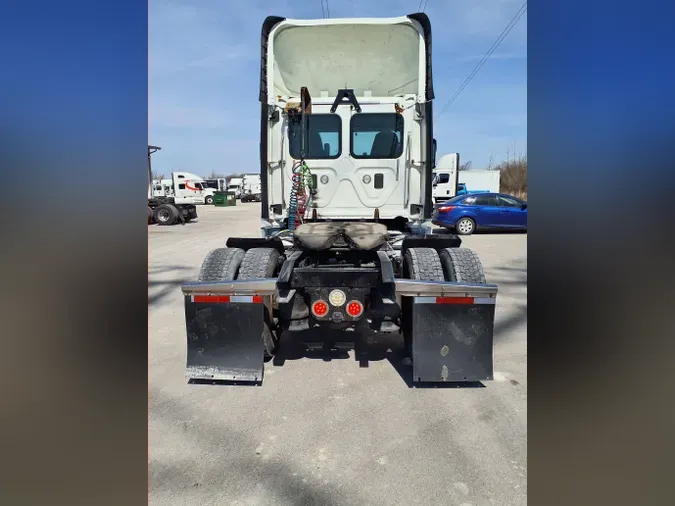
[432,192,527,235]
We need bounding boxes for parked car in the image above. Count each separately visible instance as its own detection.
[432,192,527,235]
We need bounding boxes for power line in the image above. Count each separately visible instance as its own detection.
[435,1,527,120]
[325,0,330,18]
[417,0,429,12]
[320,0,325,18]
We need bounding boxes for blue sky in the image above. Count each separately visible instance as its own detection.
[149,0,526,177]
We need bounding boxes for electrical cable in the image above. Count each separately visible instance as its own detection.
[287,161,302,231]
[435,1,527,120]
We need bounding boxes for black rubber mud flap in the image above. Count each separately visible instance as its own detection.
[184,296,265,383]
[410,296,495,383]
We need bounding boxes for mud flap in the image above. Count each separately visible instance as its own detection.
[410,296,495,383]
[184,295,266,383]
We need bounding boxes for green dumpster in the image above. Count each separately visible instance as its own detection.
[226,192,236,206]
[213,191,228,207]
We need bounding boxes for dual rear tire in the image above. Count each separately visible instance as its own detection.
[402,247,486,283]
[198,247,281,360]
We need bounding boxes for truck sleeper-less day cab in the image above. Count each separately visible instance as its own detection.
[181,14,498,385]
[227,177,244,198]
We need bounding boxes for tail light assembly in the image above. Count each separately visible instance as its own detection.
[310,291,366,322]
[438,205,456,212]
[346,300,364,318]
[311,300,329,318]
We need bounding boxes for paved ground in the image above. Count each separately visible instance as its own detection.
[149,203,527,506]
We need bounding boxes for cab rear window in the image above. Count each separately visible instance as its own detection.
[350,113,404,159]
[289,114,341,159]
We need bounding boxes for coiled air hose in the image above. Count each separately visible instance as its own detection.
[287,160,315,231]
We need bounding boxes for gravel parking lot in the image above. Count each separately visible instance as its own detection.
[149,203,527,506]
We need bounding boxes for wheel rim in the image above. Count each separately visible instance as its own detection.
[458,219,473,233]
[157,209,170,222]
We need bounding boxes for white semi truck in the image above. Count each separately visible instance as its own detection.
[148,146,198,225]
[432,153,460,203]
[150,171,218,205]
[150,178,175,198]
[181,14,498,385]
[227,177,244,198]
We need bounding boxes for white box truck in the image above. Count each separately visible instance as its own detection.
[459,170,501,194]
[432,154,501,202]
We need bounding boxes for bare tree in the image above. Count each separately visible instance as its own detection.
[496,153,527,200]
[459,161,472,171]
[151,172,165,180]
[486,153,496,171]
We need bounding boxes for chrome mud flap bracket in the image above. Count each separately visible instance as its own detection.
[395,280,497,383]
[181,279,276,384]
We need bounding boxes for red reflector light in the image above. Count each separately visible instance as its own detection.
[193,295,230,303]
[312,300,329,317]
[436,297,474,304]
[191,295,264,304]
[438,206,456,212]
[346,300,364,317]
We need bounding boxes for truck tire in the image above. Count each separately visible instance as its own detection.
[205,195,214,205]
[455,217,475,235]
[237,248,281,280]
[198,247,245,282]
[402,247,444,281]
[439,248,487,284]
[154,204,178,225]
[237,247,282,360]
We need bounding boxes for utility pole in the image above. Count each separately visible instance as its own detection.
[148,145,161,198]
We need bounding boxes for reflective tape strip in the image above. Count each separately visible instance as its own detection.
[413,296,495,305]
[191,295,263,303]
[414,296,438,304]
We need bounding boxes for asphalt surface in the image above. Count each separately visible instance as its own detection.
[149,203,527,506]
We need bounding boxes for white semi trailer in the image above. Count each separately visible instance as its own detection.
[181,14,498,386]
[241,174,262,202]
